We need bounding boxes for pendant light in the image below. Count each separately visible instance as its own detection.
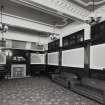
[0,5,8,51]
[85,0,101,25]
[0,5,8,32]
[50,23,59,41]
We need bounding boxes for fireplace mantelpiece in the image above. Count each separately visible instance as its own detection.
[11,64,26,78]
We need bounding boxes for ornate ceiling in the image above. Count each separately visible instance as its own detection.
[0,0,74,28]
[68,0,105,11]
[0,0,104,35]
[9,0,89,24]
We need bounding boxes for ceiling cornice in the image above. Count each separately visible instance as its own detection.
[74,0,105,6]
[93,4,105,22]
[30,0,90,20]
[10,0,69,20]
[10,0,90,21]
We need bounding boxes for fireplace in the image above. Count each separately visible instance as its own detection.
[11,64,26,78]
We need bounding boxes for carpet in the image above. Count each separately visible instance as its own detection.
[0,77,100,105]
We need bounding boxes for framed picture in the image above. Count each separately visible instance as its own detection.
[30,53,45,64]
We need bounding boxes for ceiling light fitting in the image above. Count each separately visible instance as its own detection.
[50,33,59,41]
[85,0,101,25]
[0,5,8,33]
[0,5,8,50]
[50,22,60,41]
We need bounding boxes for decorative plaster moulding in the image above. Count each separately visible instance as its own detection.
[93,6,105,22]
[31,0,89,20]
[10,0,70,20]
[74,0,105,6]
[10,0,90,21]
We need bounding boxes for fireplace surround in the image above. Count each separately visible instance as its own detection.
[11,64,26,78]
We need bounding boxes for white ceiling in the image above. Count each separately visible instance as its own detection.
[0,0,74,27]
[0,0,105,36]
[8,0,90,21]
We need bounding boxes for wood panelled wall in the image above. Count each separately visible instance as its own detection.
[47,21,105,80]
[0,49,45,78]
[1,21,105,79]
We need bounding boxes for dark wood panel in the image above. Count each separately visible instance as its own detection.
[46,65,61,74]
[0,64,7,79]
[46,64,105,81]
[30,64,46,76]
[48,39,60,52]
[91,21,105,45]
[61,66,86,78]
[89,69,105,80]
[61,66,105,80]
[0,40,6,47]
[62,30,84,50]
[0,64,6,72]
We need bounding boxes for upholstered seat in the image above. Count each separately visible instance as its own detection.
[71,77,105,104]
[51,72,78,88]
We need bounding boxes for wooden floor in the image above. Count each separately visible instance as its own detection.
[0,77,100,105]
